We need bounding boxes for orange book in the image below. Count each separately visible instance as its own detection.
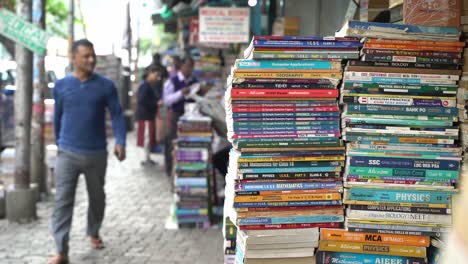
[403,0,460,27]
[321,228,430,247]
[365,38,465,47]
[364,43,463,52]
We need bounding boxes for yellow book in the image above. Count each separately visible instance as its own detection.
[343,198,450,209]
[319,241,426,258]
[232,71,342,79]
[234,193,341,203]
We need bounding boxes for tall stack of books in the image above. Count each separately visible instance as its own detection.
[317,20,462,262]
[223,36,361,264]
[173,114,213,228]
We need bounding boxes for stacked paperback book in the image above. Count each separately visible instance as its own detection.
[223,217,237,264]
[314,20,463,263]
[223,36,361,264]
[173,114,213,227]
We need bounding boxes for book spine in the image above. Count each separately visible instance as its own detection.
[236,59,338,69]
[346,221,451,233]
[254,39,361,48]
[239,222,340,230]
[234,193,342,203]
[233,106,340,112]
[238,156,344,162]
[341,95,456,107]
[234,130,340,136]
[344,75,457,85]
[346,143,460,154]
[235,125,339,132]
[232,78,339,84]
[253,36,360,41]
[345,71,459,81]
[238,166,341,174]
[347,166,458,180]
[230,89,339,98]
[316,251,428,264]
[252,52,360,60]
[346,227,440,237]
[347,20,459,35]
[343,135,454,145]
[235,189,342,197]
[240,171,341,180]
[361,48,462,59]
[343,117,453,127]
[233,117,340,122]
[347,209,451,224]
[346,104,458,116]
[319,241,426,258]
[347,188,453,204]
[362,54,462,65]
[349,157,460,170]
[239,160,342,168]
[239,214,344,225]
[365,38,464,47]
[231,112,339,118]
[363,43,463,52]
[343,82,458,93]
[343,199,449,209]
[237,181,342,191]
[232,83,336,89]
[349,204,450,215]
[233,200,343,208]
[320,229,430,247]
[344,131,457,140]
[234,120,338,126]
[176,178,208,186]
[232,72,342,79]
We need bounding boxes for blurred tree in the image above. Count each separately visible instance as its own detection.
[0,0,16,56]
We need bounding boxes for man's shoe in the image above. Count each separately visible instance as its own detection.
[90,236,105,250]
[47,254,69,264]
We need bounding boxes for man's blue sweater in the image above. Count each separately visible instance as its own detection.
[53,73,126,154]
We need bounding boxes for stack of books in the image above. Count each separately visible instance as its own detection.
[223,217,237,264]
[173,115,213,228]
[317,20,462,262]
[193,50,223,85]
[223,36,361,264]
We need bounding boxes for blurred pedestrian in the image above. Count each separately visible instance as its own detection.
[163,56,199,177]
[169,55,181,78]
[152,52,168,79]
[48,39,126,264]
[136,65,163,166]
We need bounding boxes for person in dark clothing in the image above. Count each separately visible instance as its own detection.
[136,65,162,166]
[152,52,168,79]
[162,56,199,177]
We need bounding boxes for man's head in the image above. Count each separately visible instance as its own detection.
[180,56,194,78]
[71,39,96,75]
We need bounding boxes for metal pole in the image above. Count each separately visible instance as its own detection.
[68,0,74,72]
[31,0,47,197]
[14,0,33,190]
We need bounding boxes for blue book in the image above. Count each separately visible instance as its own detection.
[238,214,344,225]
[176,178,208,187]
[238,181,342,191]
[350,156,460,171]
[316,251,427,264]
[345,20,459,35]
[253,40,362,48]
[234,200,342,208]
[348,188,455,204]
[236,60,338,69]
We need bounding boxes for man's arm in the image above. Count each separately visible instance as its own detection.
[53,84,63,144]
[106,83,127,148]
[163,79,184,106]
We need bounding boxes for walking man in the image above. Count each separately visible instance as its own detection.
[48,39,126,264]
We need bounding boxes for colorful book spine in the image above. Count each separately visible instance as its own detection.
[343,82,458,93]
[232,72,342,79]
[319,241,426,258]
[316,251,428,264]
[236,59,339,69]
[233,200,342,208]
[346,104,458,116]
[253,40,362,48]
[346,227,441,237]
[346,209,451,224]
[232,83,336,89]
[236,181,342,191]
[239,222,340,230]
[233,106,340,112]
[234,193,341,203]
[230,89,339,98]
[345,71,459,81]
[252,52,360,60]
[234,125,340,132]
[343,135,454,145]
[362,54,462,65]
[344,75,457,85]
[363,43,463,52]
[349,157,460,170]
[237,166,342,174]
[359,49,462,59]
[348,204,451,215]
[343,117,454,127]
[346,20,459,35]
[239,171,341,180]
[320,228,430,247]
[364,38,464,47]
[239,214,344,225]
[347,188,454,204]
[239,160,342,168]
[231,112,340,118]
[253,36,360,41]
[341,95,456,107]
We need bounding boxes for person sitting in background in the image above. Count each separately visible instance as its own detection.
[136,65,163,166]
[162,56,199,177]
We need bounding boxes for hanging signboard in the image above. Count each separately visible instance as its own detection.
[0,8,50,55]
[199,7,250,43]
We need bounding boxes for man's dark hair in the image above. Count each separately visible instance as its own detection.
[142,64,163,80]
[181,56,194,66]
[72,39,94,54]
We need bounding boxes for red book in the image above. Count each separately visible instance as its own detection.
[232,106,340,113]
[231,89,339,98]
[240,222,340,230]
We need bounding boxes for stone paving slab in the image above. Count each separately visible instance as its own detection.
[0,141,224,264]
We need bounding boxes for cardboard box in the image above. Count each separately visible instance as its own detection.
[403,0,461,27]
[272,17,300,36]
[360,0,389,22]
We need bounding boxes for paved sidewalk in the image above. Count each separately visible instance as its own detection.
[0,141,224,264]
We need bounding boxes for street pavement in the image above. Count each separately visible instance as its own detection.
[0,140,224,264]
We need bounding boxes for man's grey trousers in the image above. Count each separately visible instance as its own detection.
[51,149,107,254]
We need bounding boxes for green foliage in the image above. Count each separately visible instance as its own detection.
[45,0,68,37]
